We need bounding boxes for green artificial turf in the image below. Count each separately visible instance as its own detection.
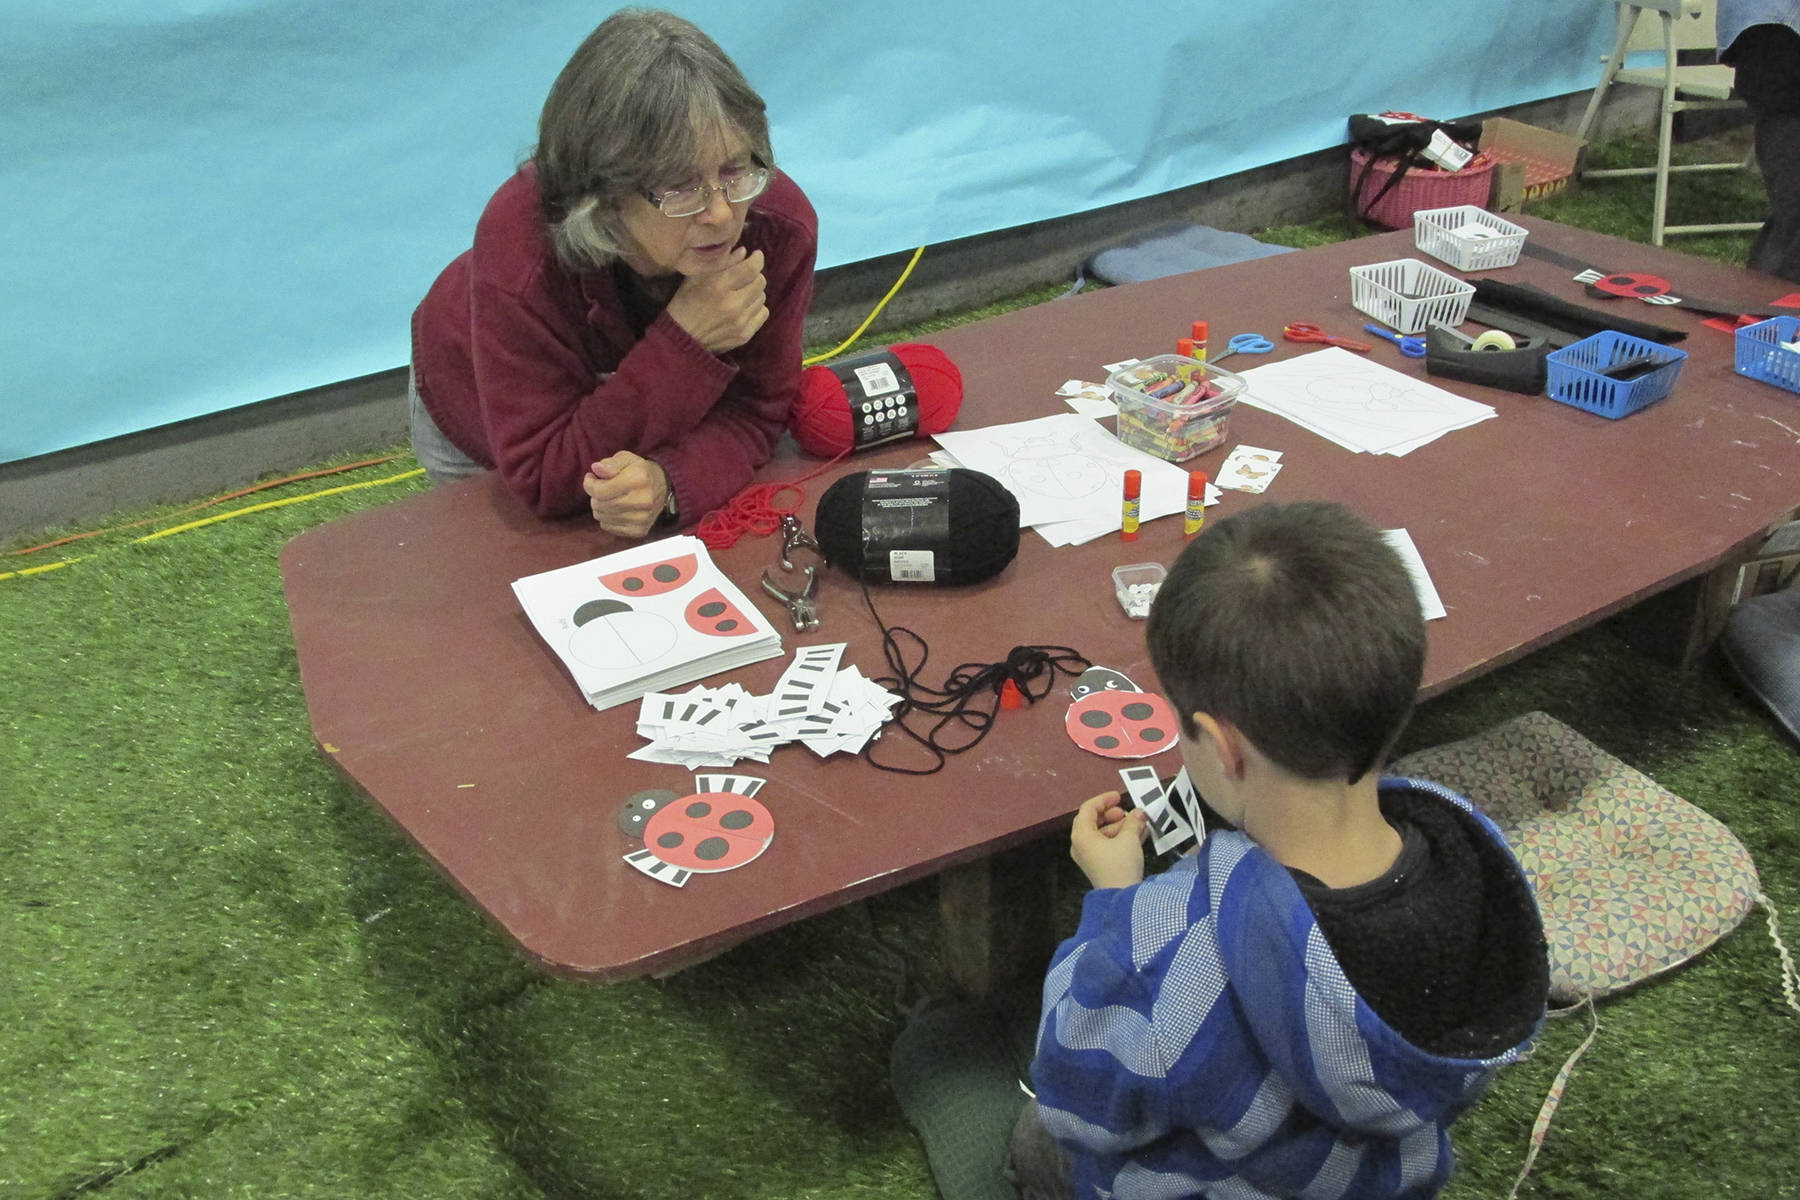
[3,133,1796,1198]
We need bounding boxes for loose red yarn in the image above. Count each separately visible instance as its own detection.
[695,450,848,551]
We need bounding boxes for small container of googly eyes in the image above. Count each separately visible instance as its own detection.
[1112,562,1168,619]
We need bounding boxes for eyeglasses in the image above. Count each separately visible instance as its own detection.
[642,164,771,219]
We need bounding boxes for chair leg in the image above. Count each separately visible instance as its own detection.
[1576,3,1642,143]
[1651,14,1678,246]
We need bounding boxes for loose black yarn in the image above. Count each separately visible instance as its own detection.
[857,579,1089,775]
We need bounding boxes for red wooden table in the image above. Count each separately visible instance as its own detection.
[282,218,1799,986]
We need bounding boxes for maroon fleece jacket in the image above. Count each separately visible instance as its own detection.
[410,165,817,519]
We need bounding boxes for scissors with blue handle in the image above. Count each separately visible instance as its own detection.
[1362,323,1426,357]
[1281,322,1372,353]
[1208,332,1275,364]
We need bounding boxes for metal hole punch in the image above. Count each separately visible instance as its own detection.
[762,515,823,632]
[778,514,824,573]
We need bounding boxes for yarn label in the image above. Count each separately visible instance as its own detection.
[833,350,919,450]
[862,469,950,583]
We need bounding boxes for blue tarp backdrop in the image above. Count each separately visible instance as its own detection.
[0,1,1612,463]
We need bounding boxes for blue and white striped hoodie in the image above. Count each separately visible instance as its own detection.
[1033,778,1546,1200]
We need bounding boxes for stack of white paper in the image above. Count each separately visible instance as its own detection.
[512,534,782,711]
[1234,347,1496,456]
[931,412,1219,548]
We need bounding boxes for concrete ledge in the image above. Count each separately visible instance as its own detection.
[0,91,1650,542]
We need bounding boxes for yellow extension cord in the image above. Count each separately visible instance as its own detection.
[1,468,424,581]
[802,245,925,366]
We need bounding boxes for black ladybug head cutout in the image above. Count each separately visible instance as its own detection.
[1069,666,1140,702]
[617,789,678,838]
[575,597,633,626]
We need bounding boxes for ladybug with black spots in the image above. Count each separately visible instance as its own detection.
[643,793,773,872]
[1064,666,1179,760]
[619,775,775,888]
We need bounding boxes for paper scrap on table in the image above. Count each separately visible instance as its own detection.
[1058,380,1118,419]
[1215,445,1283,493]
[933,412,1200,546]
[1234,347,1496,455]
[1381,529,1447,620]
[631,645,903,768]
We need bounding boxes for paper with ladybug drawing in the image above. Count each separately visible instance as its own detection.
[931,413,1194,540]
[618,773,774,888]
[512,534,782,712]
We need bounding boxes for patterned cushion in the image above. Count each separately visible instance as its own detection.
[1392,711,1760,1005]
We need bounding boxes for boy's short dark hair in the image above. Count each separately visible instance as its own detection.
[1146,501,1425,783]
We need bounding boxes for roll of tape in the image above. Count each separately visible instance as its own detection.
[1471,329,1517,352]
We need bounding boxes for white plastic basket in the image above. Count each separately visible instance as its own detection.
[1348,258,1476,335]
[1412,205,1529,271]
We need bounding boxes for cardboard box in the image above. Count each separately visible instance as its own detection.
[1480,118,1584,210]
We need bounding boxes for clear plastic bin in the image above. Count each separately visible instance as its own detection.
[1112,562,1167,619]
[1107,355,1245,463]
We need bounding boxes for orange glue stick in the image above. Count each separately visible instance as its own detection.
[1185,470,1207,536]
[1121,469,1142,541]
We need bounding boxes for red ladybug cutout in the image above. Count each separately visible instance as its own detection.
[642,791,774,873]
[599,553,698,597]
[685,587,756,636]
[1592,272,1671,299]
[1065,690,1178,759]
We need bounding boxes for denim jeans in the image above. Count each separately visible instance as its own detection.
[406,368,488,486]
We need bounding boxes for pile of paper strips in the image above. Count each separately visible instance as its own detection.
[631,642,903,768]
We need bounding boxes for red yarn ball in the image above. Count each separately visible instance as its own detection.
[790,343,963,457]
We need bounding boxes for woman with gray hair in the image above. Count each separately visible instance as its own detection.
[409,8,817,537]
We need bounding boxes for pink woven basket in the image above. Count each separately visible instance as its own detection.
[1350,149,1497,230]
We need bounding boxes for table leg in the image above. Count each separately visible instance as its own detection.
[1612,557,1753,669]
[939,837,1061,1000]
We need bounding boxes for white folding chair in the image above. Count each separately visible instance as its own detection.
[1574,0,1758,245]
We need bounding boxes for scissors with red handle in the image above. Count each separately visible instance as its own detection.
[1282,322,1373,353]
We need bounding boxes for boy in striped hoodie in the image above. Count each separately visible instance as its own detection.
[1024,501,1548,1200]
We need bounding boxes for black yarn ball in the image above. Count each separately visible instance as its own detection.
[815,468,1020,585]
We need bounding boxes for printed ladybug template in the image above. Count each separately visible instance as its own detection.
[511,534,782,711]
[619,774,774,888]
[1063,665,1179,760]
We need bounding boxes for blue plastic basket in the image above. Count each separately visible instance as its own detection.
[1544,331,1688,419]
[1734,316,1800,396]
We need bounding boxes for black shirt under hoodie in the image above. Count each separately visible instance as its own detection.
[1288,784,1550,1059]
